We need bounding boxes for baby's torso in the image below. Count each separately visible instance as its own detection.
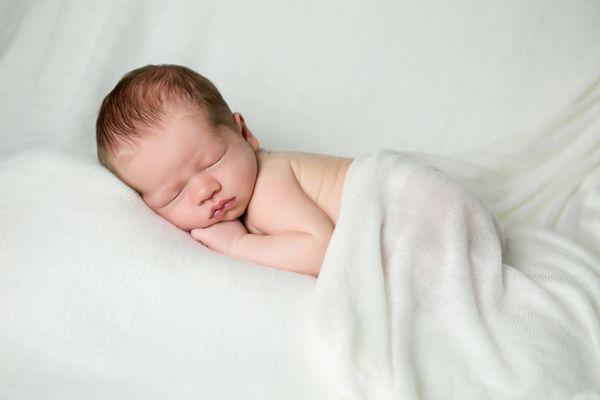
[242,150,353,235]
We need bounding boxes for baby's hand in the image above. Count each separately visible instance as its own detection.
[190,219,248,254]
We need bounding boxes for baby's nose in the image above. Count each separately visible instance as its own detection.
[190,176,221,204]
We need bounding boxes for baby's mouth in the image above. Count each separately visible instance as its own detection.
[210,206,223,219]
[210,197,236,219]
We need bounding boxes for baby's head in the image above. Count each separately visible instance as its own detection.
[96,64,261,231]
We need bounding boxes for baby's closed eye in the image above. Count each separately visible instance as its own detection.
[163,153,225,205]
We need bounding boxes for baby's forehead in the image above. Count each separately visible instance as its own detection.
[114,140,142,166]
[113,112,217,169]
[163,100,210,123]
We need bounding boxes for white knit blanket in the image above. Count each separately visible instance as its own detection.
[311,149,600,399]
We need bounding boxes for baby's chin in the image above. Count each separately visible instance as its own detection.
[197,214,239,229]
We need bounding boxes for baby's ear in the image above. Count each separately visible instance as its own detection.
[244,128,260,151]
[233,112,260,151]
[232,112,245,132]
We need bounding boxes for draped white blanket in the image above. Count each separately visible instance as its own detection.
[311,149,600,399]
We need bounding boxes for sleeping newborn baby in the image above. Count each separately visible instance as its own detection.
[96,64,352,277]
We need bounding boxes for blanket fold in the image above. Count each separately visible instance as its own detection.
[311,149,600,400]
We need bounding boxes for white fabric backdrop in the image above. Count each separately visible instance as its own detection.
[1,0,599,160]
[1,1,599,399]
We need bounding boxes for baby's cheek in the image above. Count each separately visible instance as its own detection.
[156,207,197,232]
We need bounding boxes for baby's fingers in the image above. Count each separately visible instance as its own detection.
[190,229,206,243]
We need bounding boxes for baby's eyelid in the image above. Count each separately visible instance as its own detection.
[167,155,221,203]
[165,188,182,205]
[209,153,224,168]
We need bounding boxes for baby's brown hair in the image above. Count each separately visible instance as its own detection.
[96,64,235,178]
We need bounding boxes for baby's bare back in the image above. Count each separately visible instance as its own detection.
[286,151,353,225]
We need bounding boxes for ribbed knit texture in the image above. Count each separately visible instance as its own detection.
[312,149,600,399]
[0,150,325,399]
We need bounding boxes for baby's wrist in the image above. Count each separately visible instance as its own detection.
[227,232,247,256]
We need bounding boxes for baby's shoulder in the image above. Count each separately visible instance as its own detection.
[256,150,294,174]
[241,151,297,235]
[245,150,337,236]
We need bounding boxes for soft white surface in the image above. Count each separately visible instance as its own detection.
[1,81,598,398]
[312,149,600,399]
[0,0,599,159]
[0,149,329,399]
[1,0,600,398]
[412,76,600,259]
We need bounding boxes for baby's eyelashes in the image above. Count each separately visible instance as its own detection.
[171,188,184,202]
[207,153,224,169]
[159,188,182,207]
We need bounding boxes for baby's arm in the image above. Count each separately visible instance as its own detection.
[230,158,334,277]
[190,219,328,277]
[193,157,333,277]
[230,231,328,277]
